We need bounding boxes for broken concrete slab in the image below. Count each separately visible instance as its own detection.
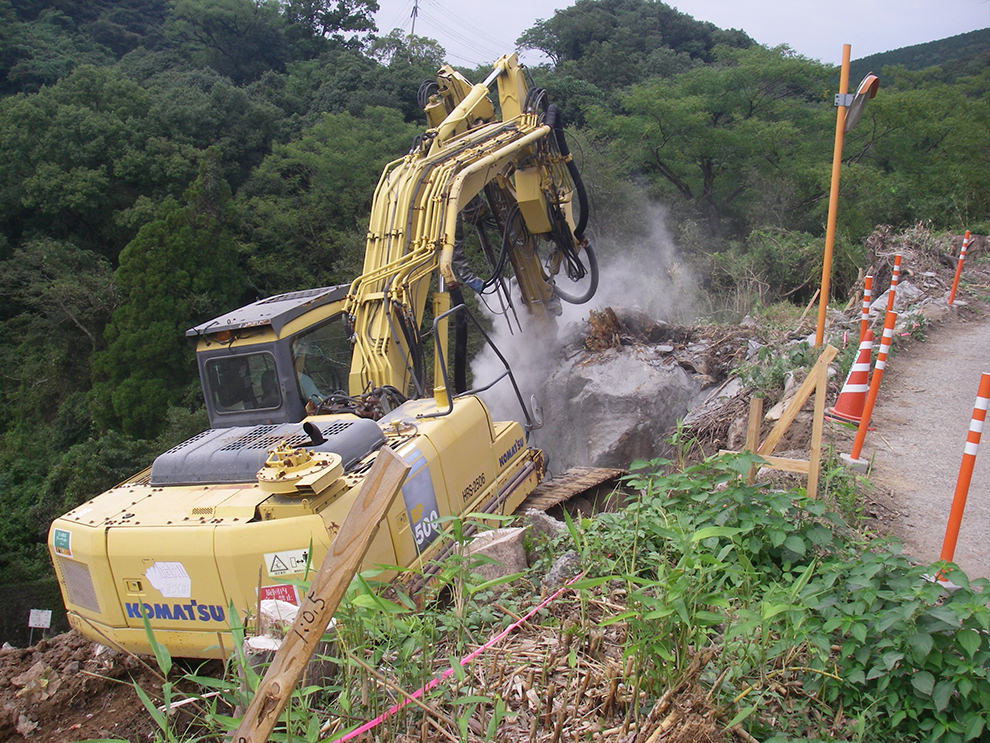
[870,280,925,316]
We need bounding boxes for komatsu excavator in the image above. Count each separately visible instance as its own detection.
[48,54,603,658]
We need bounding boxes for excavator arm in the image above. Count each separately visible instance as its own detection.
[344,54,595,397]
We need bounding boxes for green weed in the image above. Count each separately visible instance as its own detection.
[113,454,990,742]
[819,445,872,524]
[734,341,818,396]
[567,453,990,741]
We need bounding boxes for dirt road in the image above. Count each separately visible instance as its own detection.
[865,311,990,579]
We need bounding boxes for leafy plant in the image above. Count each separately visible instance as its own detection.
[554,452,990,741]
[733,341,818,396]
[819,444,872,523]
[801,552,990,742]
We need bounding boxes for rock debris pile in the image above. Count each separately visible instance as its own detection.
[0,631,161,742]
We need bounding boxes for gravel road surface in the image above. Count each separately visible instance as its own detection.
[866,312,990,579]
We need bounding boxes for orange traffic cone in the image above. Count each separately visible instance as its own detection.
[825,329,873,424]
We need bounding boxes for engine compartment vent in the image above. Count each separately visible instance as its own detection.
[150,417,384,486]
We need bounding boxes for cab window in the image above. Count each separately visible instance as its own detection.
[292,316,351,402]
[205,353,280,413]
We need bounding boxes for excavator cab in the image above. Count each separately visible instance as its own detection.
[188,285,351,429]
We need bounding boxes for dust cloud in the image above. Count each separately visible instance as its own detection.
[468,203,697,449]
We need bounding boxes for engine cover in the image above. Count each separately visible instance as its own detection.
[149,416,385,486]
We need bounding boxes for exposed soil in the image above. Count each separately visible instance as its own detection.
[0,631,159,742]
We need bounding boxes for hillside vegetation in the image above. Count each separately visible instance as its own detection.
[0,0,988,600]
[849,27,990,82]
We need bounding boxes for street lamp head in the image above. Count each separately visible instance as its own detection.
[845,73,880,133]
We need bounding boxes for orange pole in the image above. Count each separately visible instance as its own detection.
[948,230,970,306]
[849,309,897,461]
[939,372,990,564]
[815,44,851,347]
[884,253,901,314]
[859,275,873,344]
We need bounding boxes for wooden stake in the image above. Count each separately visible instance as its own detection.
[758,346,838,457]
[722,346,837,499]
[744,396,763,485]
[230,446,409,743]
[796,288,821,331]
[806,359,828,498]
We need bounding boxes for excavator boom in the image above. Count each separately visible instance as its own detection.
[345,54,592,396]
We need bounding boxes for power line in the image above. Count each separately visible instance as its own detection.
[377,0,416,34]
[425,0,521,52]
[375,0,531,68]
[424,0,523,50]
[415,6,515,66]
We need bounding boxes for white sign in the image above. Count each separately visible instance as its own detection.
[28,609,52,629]
[264,548,311,577]
[145,561,192,598]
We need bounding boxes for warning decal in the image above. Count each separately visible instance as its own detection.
[264,548,310,577]
[259,584,300,605]
[145,561,192,599]
[52,528,72,558]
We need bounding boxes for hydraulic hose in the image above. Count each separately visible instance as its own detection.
[483,204,523,289]
[546,105,589,240]
[543,104,597,304]
[552,237,599,305]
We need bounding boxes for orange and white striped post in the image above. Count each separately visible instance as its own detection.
[860,274,873,343]
[938,372,990,565]
[885,253,902,314]
[844,309,897,465]
[948,230,970,306]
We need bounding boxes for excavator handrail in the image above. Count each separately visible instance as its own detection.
[420,302,536,432]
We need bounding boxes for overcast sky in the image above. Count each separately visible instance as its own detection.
[373,0,990,68]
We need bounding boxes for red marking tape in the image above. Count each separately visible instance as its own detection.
[332,572,584,741]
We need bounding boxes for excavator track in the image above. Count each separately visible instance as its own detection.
[517,466,626,512]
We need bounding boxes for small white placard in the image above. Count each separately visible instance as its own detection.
[145,561,192,598]
[29,609,52,629]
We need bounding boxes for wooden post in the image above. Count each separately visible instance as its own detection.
[231,446,410,743]
[745,396,763,485]
[758,346,838,457]
[721,346,837,498]
[806,360,828,498]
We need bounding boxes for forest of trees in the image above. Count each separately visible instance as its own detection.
[0,0,987,584]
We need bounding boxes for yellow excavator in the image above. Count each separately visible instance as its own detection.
[48,54,602,659]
